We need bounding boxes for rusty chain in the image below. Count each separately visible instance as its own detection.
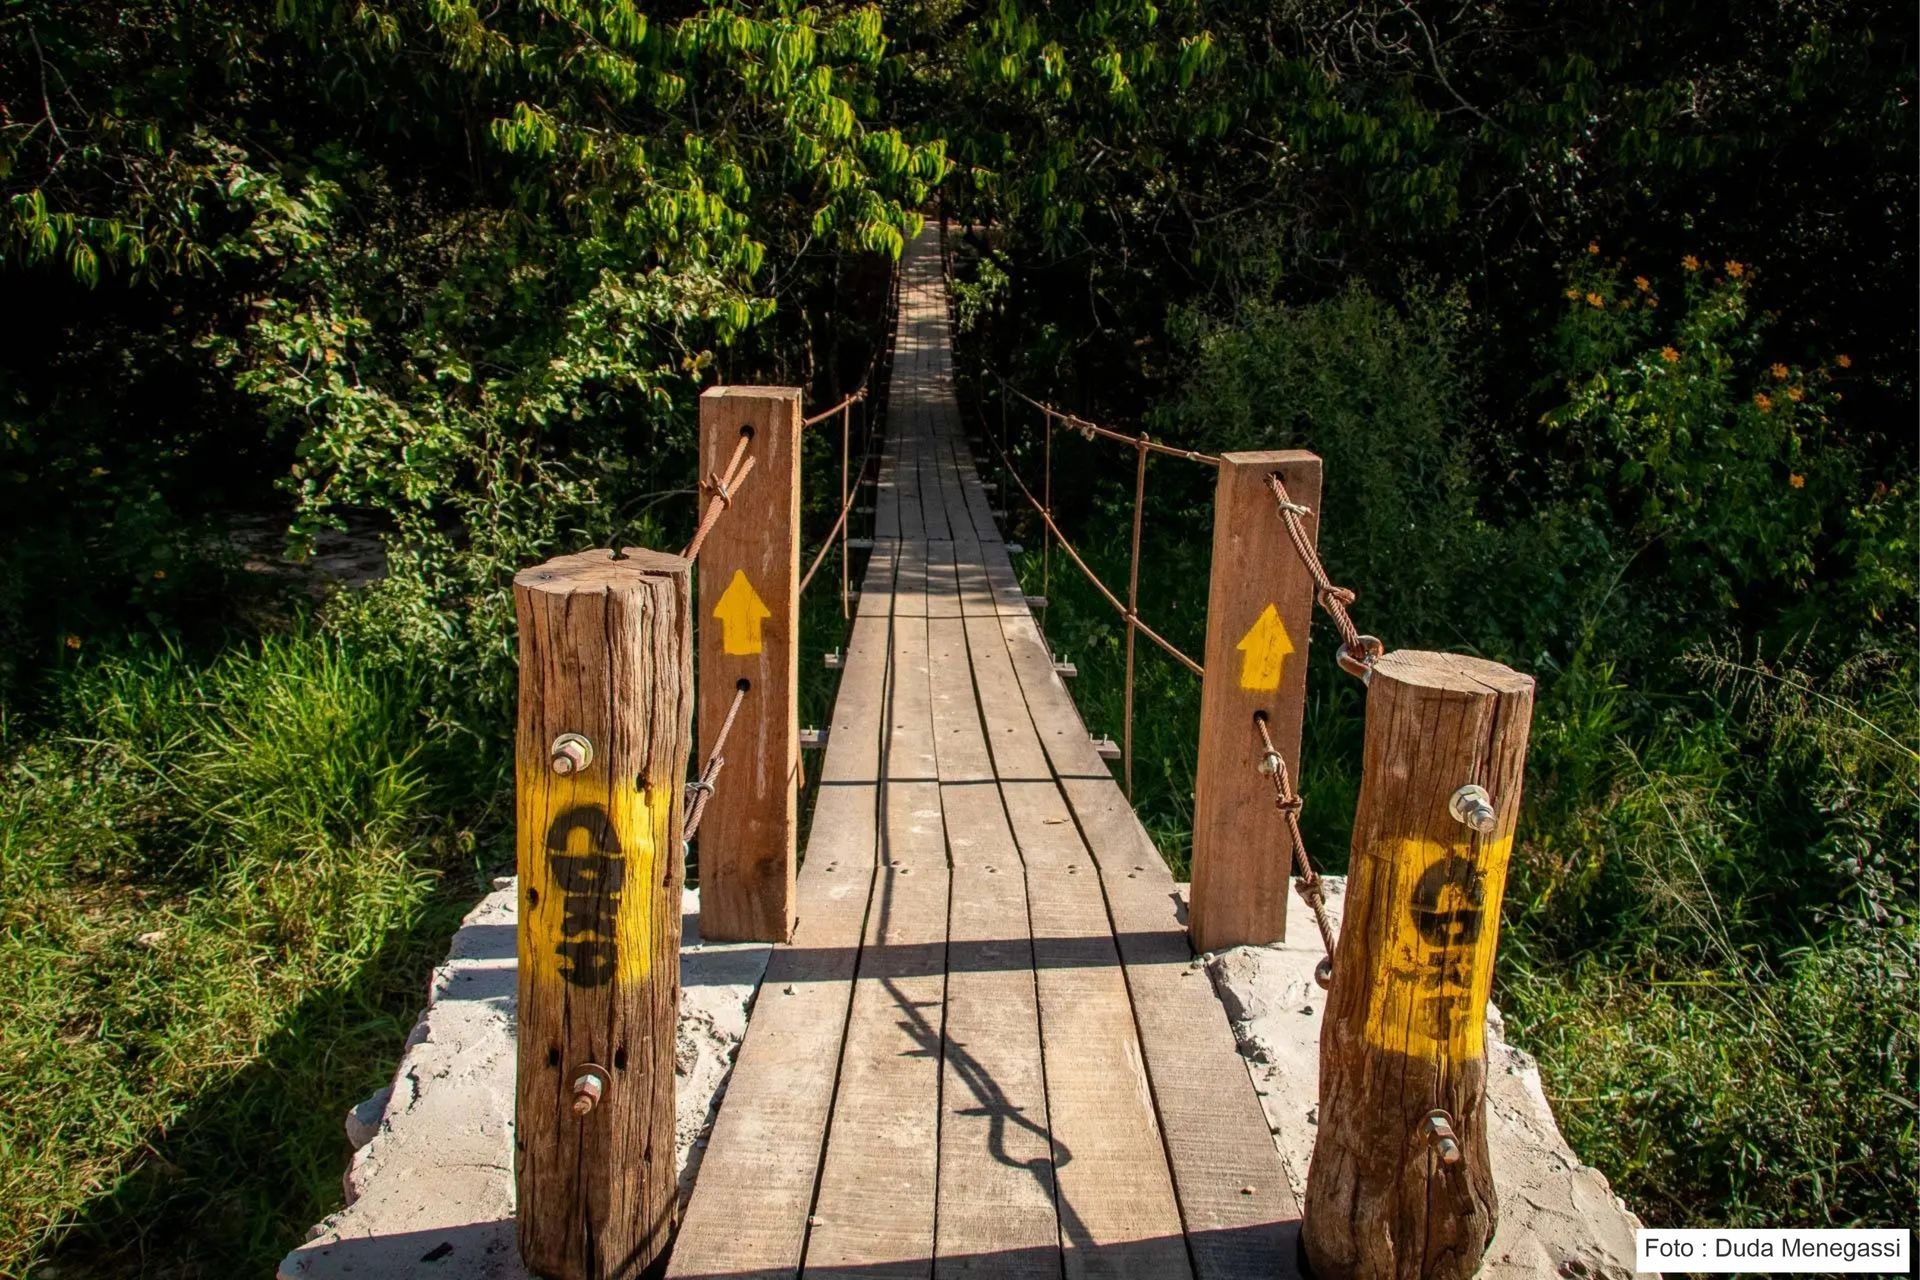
[1266,473,1384,681]
[1254,712,1337,988]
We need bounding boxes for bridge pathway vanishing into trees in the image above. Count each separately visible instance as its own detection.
[666,229,1300,1279]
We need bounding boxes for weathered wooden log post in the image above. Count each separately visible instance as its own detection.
[1190,450,1321,952]
[1303,650,1535,1280]
[514,547,693,1280]
[696,386,801,942]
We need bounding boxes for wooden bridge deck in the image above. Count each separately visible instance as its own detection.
[667,229,1299,1280]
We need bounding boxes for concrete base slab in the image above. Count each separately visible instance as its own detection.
[279,882,770,1280]
[1200,877,1645,1280]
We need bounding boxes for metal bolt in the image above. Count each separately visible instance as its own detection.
[1449,784,1497,834]
[571,1067,607,1116]
[550,733,593,775]
[1257,748,1283,776]
[1314,956,1334,990]
[1424,1110,1463,1166]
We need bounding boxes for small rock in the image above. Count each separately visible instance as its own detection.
[784,985,796,995]
[345,1085,393,1150]
[1239,1185,1255,1196]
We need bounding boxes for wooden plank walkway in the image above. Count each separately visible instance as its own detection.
[668,228,1298,1280]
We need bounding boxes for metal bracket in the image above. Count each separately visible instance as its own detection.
[1024,594,1049,609]
[800,727,829,750]
[823,649,844,671]
[1091,736,1121,762]
[1052,660,1077,678]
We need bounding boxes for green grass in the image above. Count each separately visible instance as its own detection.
[0,631,504,1278]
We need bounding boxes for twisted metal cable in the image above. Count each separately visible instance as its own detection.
[1265,474,1383,680]
[684,682,750,841]
[802,384,869,429]
[1254,712,1337,978]
[998,378,1221,466]
[979,399,1204,678]
[681,432,757,562]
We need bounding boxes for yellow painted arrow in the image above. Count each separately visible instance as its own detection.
[1236,603,1294,692]
[713,569,772,656]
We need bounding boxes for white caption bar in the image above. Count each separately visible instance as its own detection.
[1637,1229,1911,1273]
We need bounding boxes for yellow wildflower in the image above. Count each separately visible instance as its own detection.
[1585,292,1605,309]
[1661,346,1680,363]
[1753,392,1773,412]
[152,569,168,580]
[1565,288,1580,300]
[65,634,81,650]
[1789,473,1805,489]
[1770,362,1789,381]
[1646,296,1659,309]
[1634,276,1651,292]
[1587,241,1601,255]
[1786,386,1804,402]
[1725,260,1746,278]
[1682,254,1701,271]
[1835,353,1852,368]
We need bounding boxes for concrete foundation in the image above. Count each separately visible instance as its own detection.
[278,882,770,1280]
[1202,878,1645,1280]
[284,876,1642,1280]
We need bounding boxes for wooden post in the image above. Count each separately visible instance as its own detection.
[1302,650,1535,1280]
[1189,450,1321,952]
[696,386,801,941]
[513,547,693,1280]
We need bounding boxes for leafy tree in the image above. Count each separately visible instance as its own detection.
[1,0,946,707]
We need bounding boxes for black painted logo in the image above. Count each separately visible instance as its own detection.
[545,805,625,988]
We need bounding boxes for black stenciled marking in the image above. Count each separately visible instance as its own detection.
[545,803,625,988]
[1406,853,1485,1047]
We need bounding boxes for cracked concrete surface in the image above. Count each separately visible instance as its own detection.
[278,882,770,1280]
[1202,878,1645,1280]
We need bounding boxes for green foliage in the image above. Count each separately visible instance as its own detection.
[1,0,945,718]
[1509,649,1917,1226]
[0,630,496,1275]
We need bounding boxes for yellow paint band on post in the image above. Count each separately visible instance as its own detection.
[1360,834,1513,1062]
[518,768,667,989]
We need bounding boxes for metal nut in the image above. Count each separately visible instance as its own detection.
[550,733,593,775]
[1449,784,1497,834]
[1258,749,1283,776]
[1424,1110,1463,1166]
[571,1067,607,1115]
[1313,956,1334,990]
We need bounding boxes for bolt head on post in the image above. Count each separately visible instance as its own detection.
[549,732,593,775]
[1448,783,1497,833]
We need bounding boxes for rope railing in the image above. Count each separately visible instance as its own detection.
[976,396,1204,680]
[680,430,757,562]
[996,377,1223,467]
[802,384,868,429]
[1255,711,1337,985]
[795,255,900,614]
[1266,474,1383,681]
[684,680,749,841]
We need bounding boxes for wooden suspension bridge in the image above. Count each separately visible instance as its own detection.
[509,226,1536,1280]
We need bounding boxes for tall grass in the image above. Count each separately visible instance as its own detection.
[0,631,502,1278]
